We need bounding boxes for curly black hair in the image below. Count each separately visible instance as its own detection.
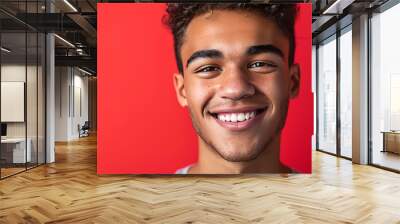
[164,3,298,74]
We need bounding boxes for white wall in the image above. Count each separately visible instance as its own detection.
[1,65,39,138]
[1,65,26,132]
[88,78,97,132]
[72,72,89,138]
[55,66,89,141]
[55,66,70,141]
[1,63,46,164]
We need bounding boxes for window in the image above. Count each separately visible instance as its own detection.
[339,27,352,158]
[317,35,337,154]
[370,2,400,171]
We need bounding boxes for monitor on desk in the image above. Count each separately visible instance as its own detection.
[1,123,7,138]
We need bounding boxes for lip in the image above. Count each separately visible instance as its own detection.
[209,105,267,114]
[209,106,267,131]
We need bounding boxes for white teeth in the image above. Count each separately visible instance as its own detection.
[237,113,245,122]
[216,111,257,122]
[230,114,237,122]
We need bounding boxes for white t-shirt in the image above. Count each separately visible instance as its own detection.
[175,165,192,174]
[175,165,298,174]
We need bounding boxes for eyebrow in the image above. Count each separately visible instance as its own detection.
[185,44,285,68]
[246,44,284,59]
[186,49,223,68]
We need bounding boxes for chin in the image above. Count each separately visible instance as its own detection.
[214,144,263,162]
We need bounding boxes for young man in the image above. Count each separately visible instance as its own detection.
[165,3,300,174]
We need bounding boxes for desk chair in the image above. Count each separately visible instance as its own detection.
[79,121,90,138]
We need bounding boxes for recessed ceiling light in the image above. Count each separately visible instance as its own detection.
[1,47,11,53]
[78,67,93,76]
[322,0,355,15]
[54,34,75,48]
[63,0,78,12]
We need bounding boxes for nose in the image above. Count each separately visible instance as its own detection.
[218,67,255,100]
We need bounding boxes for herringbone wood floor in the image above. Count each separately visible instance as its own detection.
[1,134,400,224]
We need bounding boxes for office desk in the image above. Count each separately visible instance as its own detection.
[1,138,31,163]
[381,131,400,154]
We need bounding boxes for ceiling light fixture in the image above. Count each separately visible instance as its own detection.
[322,0,355,15]
[78,67,93,76]
[63,0,78,12]
[54,34,75,48]
[1,47,11,53]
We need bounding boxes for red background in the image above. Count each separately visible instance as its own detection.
[98,3,313,174]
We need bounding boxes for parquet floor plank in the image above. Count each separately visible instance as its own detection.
[0,134,399,223]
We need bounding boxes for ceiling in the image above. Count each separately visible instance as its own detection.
[0,0,97,74]
[3,0,392,74]
[312,0,391,43]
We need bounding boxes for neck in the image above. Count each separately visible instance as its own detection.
[191,136,291,174]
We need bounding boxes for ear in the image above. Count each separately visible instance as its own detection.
[289,64,300,98]
[173,73,188,107]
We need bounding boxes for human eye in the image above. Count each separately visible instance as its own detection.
[194,65,222,74]
[247,61,278,73]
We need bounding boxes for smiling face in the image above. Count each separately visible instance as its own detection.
[173,9,300,162]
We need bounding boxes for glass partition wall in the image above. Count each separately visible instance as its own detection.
[0,1,46,179]
[0,30,27,177]
[316,25,353,159]
[339,26,352,159]
[370,2,400,171]
[315,0,400,172]
[317,35,337,155]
